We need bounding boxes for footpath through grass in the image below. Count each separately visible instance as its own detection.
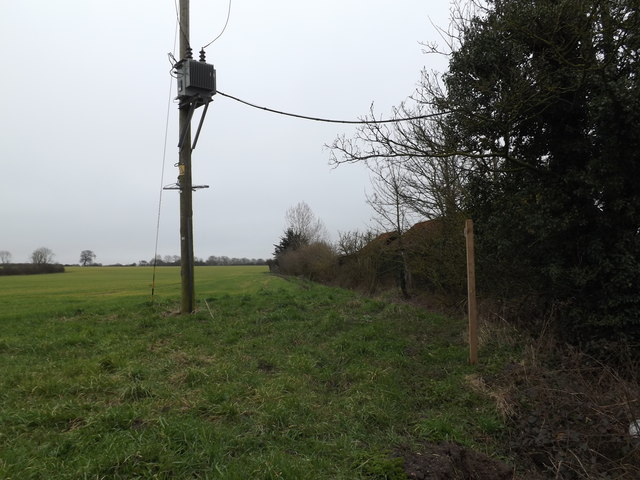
[0,267,516,479]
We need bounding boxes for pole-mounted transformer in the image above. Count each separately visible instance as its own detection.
[175,56,217,100]
[174,50,217,151]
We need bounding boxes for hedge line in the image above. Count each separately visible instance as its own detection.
[0,264,65,276]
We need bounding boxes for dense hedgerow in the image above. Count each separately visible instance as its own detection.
[0,263,65,276]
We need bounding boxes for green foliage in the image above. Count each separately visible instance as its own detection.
[448,0,640,340]
[356,453,406,479]
[273,228,307,257]
[404,216,467,297]
[333,231,399,294]
[333,217,467,305]
[0,263,65,276]
[276,241,337,282]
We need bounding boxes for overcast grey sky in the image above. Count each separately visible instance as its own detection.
[1,0,451,265]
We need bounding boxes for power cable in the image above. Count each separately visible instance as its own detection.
[216,90,449,124]
[202,0,233,49]
[173,0,191,50]
[152,18,179,303]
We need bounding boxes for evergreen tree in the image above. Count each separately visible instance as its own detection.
[444,0,640,339]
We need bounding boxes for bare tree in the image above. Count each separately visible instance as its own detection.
[329,73,470,222]
[336,230,376,257]
[161,255,180,265]
[284,201,327,244]
[0,250,11,264]
[400,153,470,219]
[367,162,415,234]
[79,250,96,266]
[366,162,416,298]
[31,247,54,265]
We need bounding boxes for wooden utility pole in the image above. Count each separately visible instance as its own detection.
[465,219,478,365]
[178,0,195,313]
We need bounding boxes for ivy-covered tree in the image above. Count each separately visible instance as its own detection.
[445,0,640,340]
[330,0,640,342]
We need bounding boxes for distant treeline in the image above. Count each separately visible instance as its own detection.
[0,263,65,276]
[140,256,267,267]
[201,256,266,266]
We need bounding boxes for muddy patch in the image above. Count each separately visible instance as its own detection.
[400,443,514,480]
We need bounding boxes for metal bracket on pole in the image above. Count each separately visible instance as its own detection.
[177,95,213,151]
[178,101,198,151]
[192,100,210,151]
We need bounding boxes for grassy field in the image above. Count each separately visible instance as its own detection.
[0,266,516,479]
[0,266,274,320]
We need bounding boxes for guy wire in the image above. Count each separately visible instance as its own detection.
[152,18,179,303]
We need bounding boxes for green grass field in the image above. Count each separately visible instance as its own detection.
[0,266,274,320]
[0,267,516,479]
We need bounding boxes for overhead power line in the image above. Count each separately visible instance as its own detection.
[173,0,190,50]
[217,91,448,125]
[202,0,233,49]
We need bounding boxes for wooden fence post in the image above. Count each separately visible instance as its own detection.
[465,219,478,365]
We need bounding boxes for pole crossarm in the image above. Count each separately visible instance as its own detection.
[163,183,209,192]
